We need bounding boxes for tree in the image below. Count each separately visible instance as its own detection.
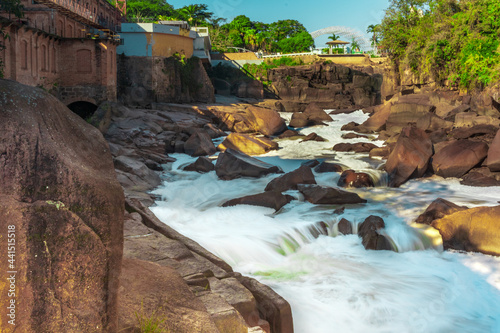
[328,33,340,41]
[0,0,23,20]
[126,0,174,22]
[366,24,380,47]
[177,4,213,27]
[350,38,361,52]
[277,31,314,53]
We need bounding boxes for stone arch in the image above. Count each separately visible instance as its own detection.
[310,26,372,51]
[57,19,64,37]
[67,101,99,119]
[67,23,74,38]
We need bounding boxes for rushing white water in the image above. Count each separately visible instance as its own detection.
[151,110,500,333]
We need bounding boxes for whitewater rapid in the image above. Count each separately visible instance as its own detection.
[151,110,500,333]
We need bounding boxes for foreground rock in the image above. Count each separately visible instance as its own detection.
[385,127,433,187]
[358,216,393,251]
[265,165,317,192]
[222,191,295,211]
[289,103,332,128]
[432,205,500,256]
[218,133,279,155]
[415,198,468,225]
[297,185,367,205]
[184,129,217,157]
[0,80,124,332]
[431,140,488,178]
[215,149,283,180]
[314,161,343,173]
[337,170,374,188]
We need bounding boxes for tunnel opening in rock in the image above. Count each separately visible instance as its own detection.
[67,101,98,120]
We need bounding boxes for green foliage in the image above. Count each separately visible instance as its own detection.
[126,0,174,22]
[379,0,500,90]
[243,57,306,82]
[212,16,314,54]
[0,0,24,19]
[134,301,169,333]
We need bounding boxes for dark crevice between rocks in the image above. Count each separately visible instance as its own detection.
[67,101,99,120]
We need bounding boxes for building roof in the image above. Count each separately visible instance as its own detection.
[326,40,349,45]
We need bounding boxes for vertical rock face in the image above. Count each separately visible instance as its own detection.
[385,127,433,187]
[0,80,124,332]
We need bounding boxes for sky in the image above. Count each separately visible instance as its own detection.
[167,0,391,50]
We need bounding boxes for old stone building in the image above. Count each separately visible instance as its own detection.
[0,0,124,114]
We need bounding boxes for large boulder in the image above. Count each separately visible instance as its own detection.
[208,105,286,136]
[385,127,433,187]
[386,94,436,133]
[218,133,279,155]
[431,140,489,178]
[297,185,367,205]
[415,198,468,225]
[358,216,393,251]
[486,129,500,171]
[184,129,217,157]
[432,205,500,256]
[222,191,295,211]
[215,149,283,180]
[289,103,332,128]
[114,155,162,190]
[0,80,124,332]
[337,170,374,188]
[359,102,391,132]
[314,161,343,173]
[265,165,316,192]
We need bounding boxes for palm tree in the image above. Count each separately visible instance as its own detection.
[366,24,380,47]
[178,4,213,27]
[350,38,361,53]
[327,33,341,41]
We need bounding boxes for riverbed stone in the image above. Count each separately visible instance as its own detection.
[332,142,378,153]
[358,216,393,251]
[431,140,489,178]
[415,198,468,225]
[184,129,217,156]
[432,205,500,256]
[184,157,215,173]
[338,218,353,235]
[297,184,367,205]
[222,191,295,211]
[265,165,317,192]
[314,161,343,173]
[218,133,279,155]
[385,127,433,187]
[337,170,374,188]
[215,149,283,180]
[486,129,500,171]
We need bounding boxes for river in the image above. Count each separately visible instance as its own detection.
[151,110,500,333]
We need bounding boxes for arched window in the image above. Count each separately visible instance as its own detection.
[58,20,64,37]
[21,40,28,69]
[41,44,48,71]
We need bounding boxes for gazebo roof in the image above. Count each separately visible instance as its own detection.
[326,40,349,45]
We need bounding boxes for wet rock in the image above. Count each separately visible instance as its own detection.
[114,155,162,190]
[278,129,303,139]
[302,159,320,168]
[304,103,333,122]
[222,191,295,211]
[238,276,294,333]
[415,198,468,225]
[486,129,500,172]
[333,207,345,215]
[432,140,488,178]
[184,157,215,173]
[218,133,279,155]
[314,162,343,173]
[204,123,227,138]
[341,121,360,131]
[184,129,217,156]
[385,127,433,187]
[337,170,374,188]
[337,218,353,235]
[342,132,368,139]
[289,112,309,128]
[358,216,393,251]
[432,205,500,256]
[359,102,391,132]
[265,165,317,192]
[297,184,367,205]
[332,142,378,153]
[369,146,391,159]
[245,106,287,136]
[301,132,327,142]
[460,171,500,187]
[0,80,123,331]
[215,149,283,180]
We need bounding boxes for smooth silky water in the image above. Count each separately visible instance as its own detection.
[151,111,500,333]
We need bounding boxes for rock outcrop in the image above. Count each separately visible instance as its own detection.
[486,129,500,171]
[297,185,367,205]
[431,140,489,178]
[268,62,383,112]
[415,198,468,225]
[265,165,317,192]
[222,191,295,211]
[218,133,279,155]
[0,80,124,332]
